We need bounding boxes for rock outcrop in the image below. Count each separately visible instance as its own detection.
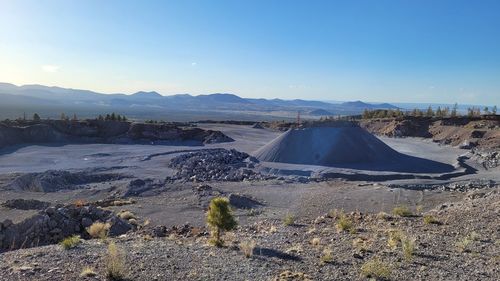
[0,120,234,149]
[0,204,133,251]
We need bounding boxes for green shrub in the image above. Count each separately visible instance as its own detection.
[392,205,413,217]
[60,235,80,250]
[206,197,237,247]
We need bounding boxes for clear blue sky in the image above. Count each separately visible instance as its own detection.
[1,0,499,104]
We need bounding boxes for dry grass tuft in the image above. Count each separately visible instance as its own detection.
[60,235,80,250]
[423,214,440,225]
[80,267,97,277]
[310,237,321,247]
[273,270,312,281]
[401,236,416,262]
[360,258,392,279]
[456,232,480,253]
[387,229,404,250]
[87,222,110,239]
[335,211,354,233]
[240,240,256,258]
[392,205,413,217]
[320,247,334,265]
[283,214,295,226]
[118,210,136,220]
[105,241,126,280]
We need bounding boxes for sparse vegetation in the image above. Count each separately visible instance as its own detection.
[283,213,295,226]
[376,211,391,221]
[320,248,334,265]
[392,205,413,217]
[80,267,97,277]
[240,240,256,258]
[387,229,404,250]
[352,237,370,253]
[87,222,111,239]
[310,237,321,247]
[401,236,416,262]
[118,210,136,220]
[206,197,237,247]
[423,214,440,225]
[456,232,480,253]
[274,270,312,281]
[105,241,127,280]
[360,258,392,279]
[59,235,80,250]
[335,211,354,233]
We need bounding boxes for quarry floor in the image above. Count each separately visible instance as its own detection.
[0,124,498,226]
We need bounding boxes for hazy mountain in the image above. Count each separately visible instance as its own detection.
[309,109,333,116]
[341,100,399,109]
[0,82,399,120]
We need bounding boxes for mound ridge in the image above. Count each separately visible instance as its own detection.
[253,126,401,166]
[253,126,456,173]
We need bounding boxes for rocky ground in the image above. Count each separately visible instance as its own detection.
[0,189,497,281]
[0,122,498,280]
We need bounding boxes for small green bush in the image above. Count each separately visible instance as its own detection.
[206,197,237,247]
[60,235,80,250]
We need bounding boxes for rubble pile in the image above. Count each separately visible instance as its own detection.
[168,148,271,182]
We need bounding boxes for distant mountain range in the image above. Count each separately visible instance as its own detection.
[0,82,398,121]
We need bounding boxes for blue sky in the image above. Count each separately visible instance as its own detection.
[0,0,499,104]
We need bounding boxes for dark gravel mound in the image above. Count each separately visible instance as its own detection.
[9,170,126,192]
[168,148,269,182]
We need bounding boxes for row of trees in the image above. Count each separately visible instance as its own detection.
[96,113,128,122]
[15,112,129,122]
[362,104,497,119]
